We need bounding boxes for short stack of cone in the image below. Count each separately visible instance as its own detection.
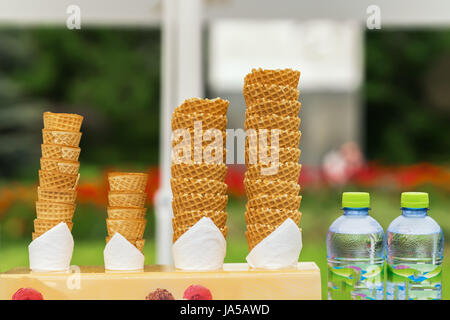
[33,112,83,240]
[243,68,303,251]
[105,172,148,252]
[170,98,229,242]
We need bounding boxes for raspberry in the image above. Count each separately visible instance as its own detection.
[183,285,212,300]
[12,288,44,300]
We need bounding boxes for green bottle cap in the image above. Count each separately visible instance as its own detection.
[401,192,429,208]
[342,192,370,208]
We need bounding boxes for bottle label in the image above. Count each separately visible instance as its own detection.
[386,263,442,300]
[328,262,385,300]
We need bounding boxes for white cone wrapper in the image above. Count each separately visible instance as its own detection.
[29,222,74,272]
[246,218,302,269]
[104,233,144,271]
[172,217,226,271]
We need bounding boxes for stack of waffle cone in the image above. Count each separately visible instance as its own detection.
[170,98,230,242]
[243,68,303,251]
[105,172,149,252]
[33,112,83,240]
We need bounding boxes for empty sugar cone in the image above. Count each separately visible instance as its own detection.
[135,239,145,252]
[246,147,301,165]
[106,218,146,240]
[174,97,229,116]
[243,84,299,105]
[171,145,227,165]
[171,163,227,181]
[172,210,228,230]
[245,130,301,151]
[244,178,300,198]
[246,99,301,118]
[43,112,83,132]
[244,114,301,132]
[171,112,227,131]
[32,232,44,241]
[172,193,228,215]
[244,68,300,89]
[41,144,81,161]
[246,223,277,251]
[245,208,301,226]
[42,129,82,147]
[34,219,73,234]
[107,207,147,220]
[35,201,75,220]
[170,178,227,196]
[246,194,302,211]
[37,187,77,204]
[40,158,80,175]
[173,225,228,243]
[38,170,79,190]
[108,172,148,192]
[108,192,147,208]
[245,163,302,182]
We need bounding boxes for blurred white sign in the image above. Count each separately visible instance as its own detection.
[209,20,363,92]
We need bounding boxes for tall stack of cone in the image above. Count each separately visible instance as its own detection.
[105,172,148,252]
[33,112,83,240]
[243,68,303,251]
[170,98,229,242]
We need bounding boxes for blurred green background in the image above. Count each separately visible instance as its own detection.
[0,28,449,300]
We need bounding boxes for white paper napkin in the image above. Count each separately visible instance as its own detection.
[172,217,226,271]
[104,233,144,271]
[246,218,302,269]
[28,222,74,272]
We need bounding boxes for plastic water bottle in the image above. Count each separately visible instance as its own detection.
[386,192,444,300]
[327,192,385,300]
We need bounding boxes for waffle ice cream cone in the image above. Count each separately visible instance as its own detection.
[245,163,302,182]
[38,170,79,190]
[43,112,83,132]
[108,192,147,208]
[135,239,145,252]
[171,145,227,165]
[246,147,301,165]
[40,158,80,175]
[244,68,300,89]
[243,84,299,105]
[245,130,301,151]
[171,112,227,131]
[172,210,227,230]
[246,99,301,118]
[106,218,146,240]
[244,178,300,198]
[32,232,43,241]
[35,201,75,220]
[41,144,81,161]
[171,163,227,181]
[244,114,301,132]
[107,207,147,220]
[172,128,227,149]
[171,178,227,196]
[42,129,82,147]
[173,225,228,243]
[172,193,228,215]
[246,194,302,211]
[108,172,148,192]
[245,208,301,226]
[34,219,73,234]
[245,223,277,251]
[174,97,229,116]
[37,187,77,204]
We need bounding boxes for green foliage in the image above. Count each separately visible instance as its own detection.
[365,30,450,164]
